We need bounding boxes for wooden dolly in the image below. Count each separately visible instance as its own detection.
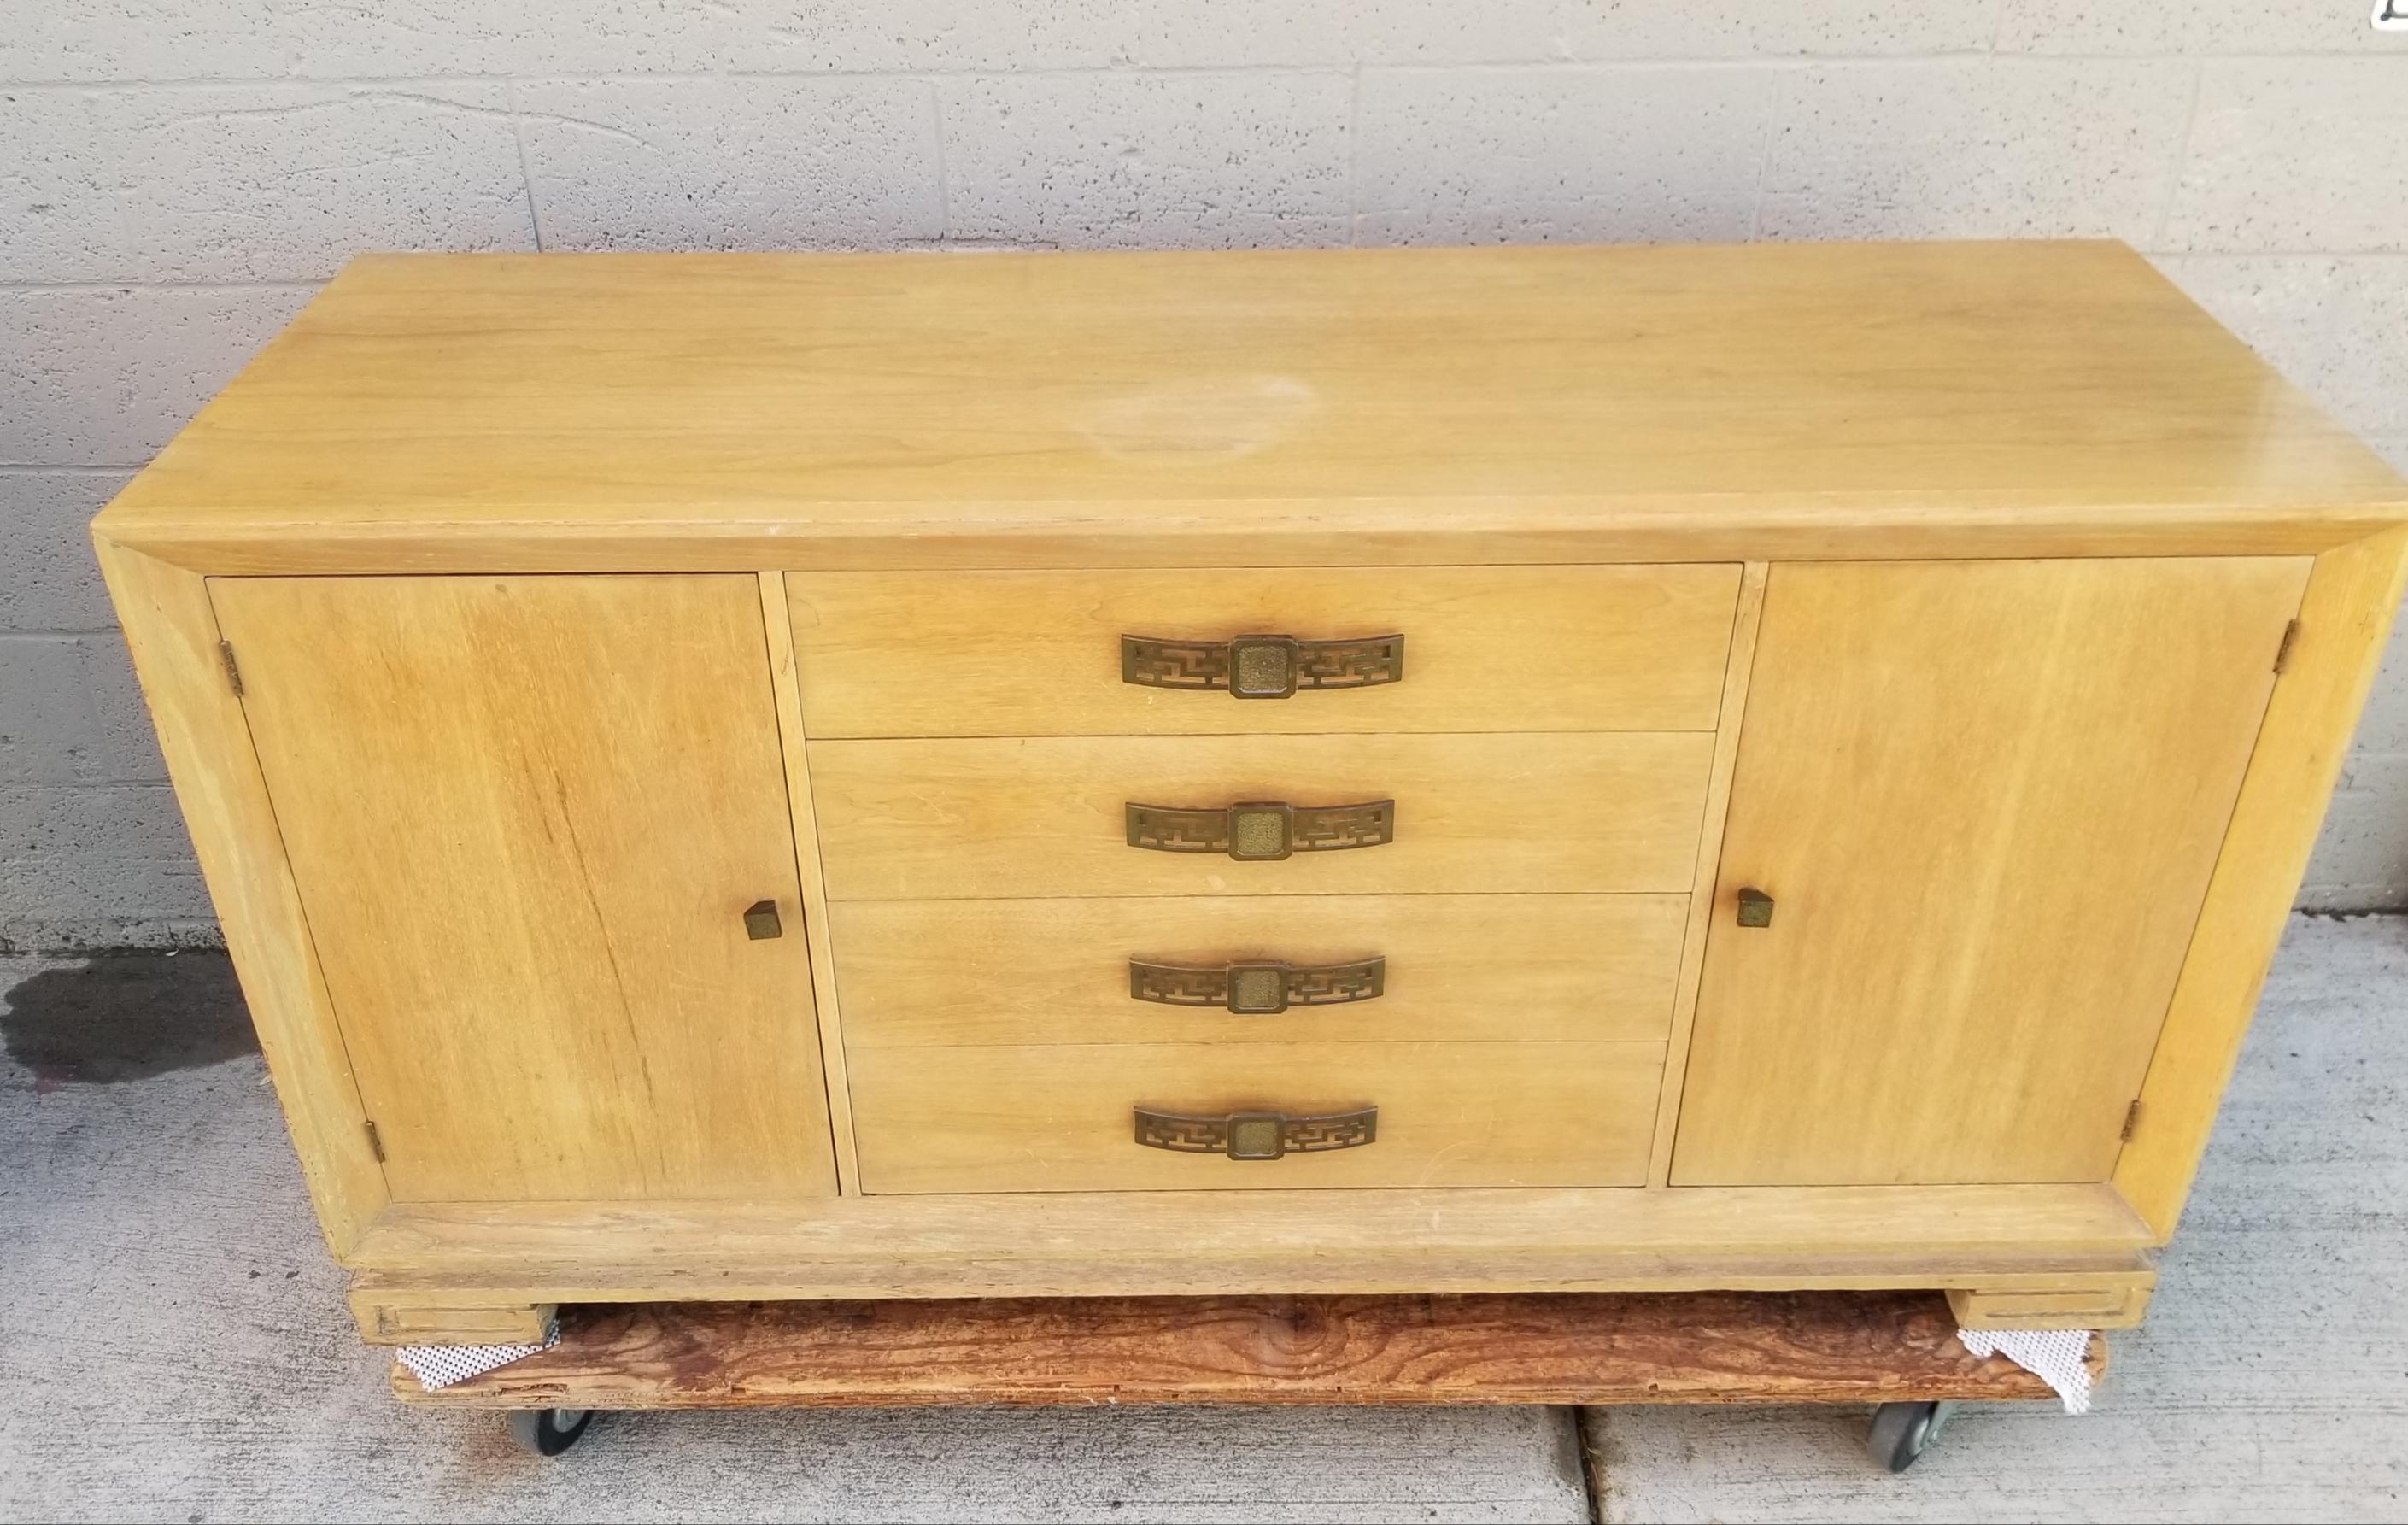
[393,1290,2102,1472]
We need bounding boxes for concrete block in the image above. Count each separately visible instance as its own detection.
[2299,759,2408,912]
[1355,66,1778,246]
[2351,613,2408,755]
[0,637,105,783]
[718,0,1989,73]
[78,631,167,783]
[1757,59,2194,243]
[0,471,127,631]
[285,0,728,78]
[2,83,534,284]
[517,78,943,251]
[0,634,161,784]
[1997,0,2404,53]
[2376,437,2408,477]
[1561,2,1995,58]
[2164,60,2408,254]
[0,0,284,83]
[0,785,212,948]
[939,73,1351,249]
[0,284,317,465]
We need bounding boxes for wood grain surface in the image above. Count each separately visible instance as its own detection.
[391,1291,2100,1408]
[99,244,2407,581]
[830,894,1687,1047]
[212,573,837,1204]
[1673,556,2308,1187]
[786,565,1739,736]
[809,731,1711,900]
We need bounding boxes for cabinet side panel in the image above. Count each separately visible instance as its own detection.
[90,537,390,1253]
[2114,526,2408,1238]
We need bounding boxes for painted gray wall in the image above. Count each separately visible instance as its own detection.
[4,3,2405,947]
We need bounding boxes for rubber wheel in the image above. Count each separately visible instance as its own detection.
[507,1407,594,1456]
[1866,1400,1954,1473]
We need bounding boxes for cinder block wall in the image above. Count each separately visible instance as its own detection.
[4,3,2405,947]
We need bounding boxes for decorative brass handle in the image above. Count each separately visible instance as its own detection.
[1122,633,1404,699]
[1130,957,1386,1014]
[1125,800,1396,860]
[1134,1106,1378,1160]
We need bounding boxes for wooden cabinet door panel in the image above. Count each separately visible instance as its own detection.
[212,574,836,1203]
[1671,557,2308,1186]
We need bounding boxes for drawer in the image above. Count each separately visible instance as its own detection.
[833,894,1687,1046]
[848,1041,1663,1192]
[788,566,1740,737]
[809,732,1712,900]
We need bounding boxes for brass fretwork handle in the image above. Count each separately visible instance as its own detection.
[1133,1106,1379,1160]
[1125,800,1396,861]
[1129,957,1386,1014]
[1122,633,1405,699]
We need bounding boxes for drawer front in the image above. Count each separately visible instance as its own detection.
[810,732,1712,900]
[788,566,1740,737]
[833,894,1687,1047]
[849,1041,1663,1192]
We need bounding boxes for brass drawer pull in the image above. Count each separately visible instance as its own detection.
[1125,800,1396,860]
[1129,956,1386,1014]
[1122,633,1405,699]
[1134,1106,1378,1160]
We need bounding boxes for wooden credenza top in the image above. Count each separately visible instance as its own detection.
[97,241,2405,571]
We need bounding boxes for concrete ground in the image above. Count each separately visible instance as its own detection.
[2,915,2402,1523]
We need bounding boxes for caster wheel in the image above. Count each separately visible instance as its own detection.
[507,1407,594,1456]
[1866,1400,1954,1473]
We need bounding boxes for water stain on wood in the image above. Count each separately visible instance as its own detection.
[2,952,256,1088]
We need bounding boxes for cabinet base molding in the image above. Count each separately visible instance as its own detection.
[345,1185,2158,1309]
[354,1298,558,1347]
[391,1290,2103,1410]
[1947,1280,2155,1331]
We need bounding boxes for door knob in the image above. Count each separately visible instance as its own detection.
[742,900,782,939]
[1736,888,1775,927]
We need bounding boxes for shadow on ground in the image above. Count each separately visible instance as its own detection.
[1,949,253,1088]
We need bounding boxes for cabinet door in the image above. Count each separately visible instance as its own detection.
[214,574,836,1203]
[1672,558,2307,1187]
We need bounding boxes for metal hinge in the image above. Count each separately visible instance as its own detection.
[364,1119,387,1162]
[2120,1099,2145,1143]
[218,639,245,696]
[2273,619,2301,675]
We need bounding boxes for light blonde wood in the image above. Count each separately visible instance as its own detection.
[786,566,1739,736]
[1948,1282,2153,1331]
[849,1041,1662,1193]
[90,243,2408,1345]
[831,894,1686,1047]
[1673,557,2310,1187]
[390,1293,2095,1409]
[2115,526,2408,1237]
[96,245,2405,576]
[759,572,862,1197]
[1648,561,1768,1187]
[345,1183,2155,1297]
[354,1299,554,1347]
[89,537,390,1254]
[810,732,1711,900]
[209,574,838,1204]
